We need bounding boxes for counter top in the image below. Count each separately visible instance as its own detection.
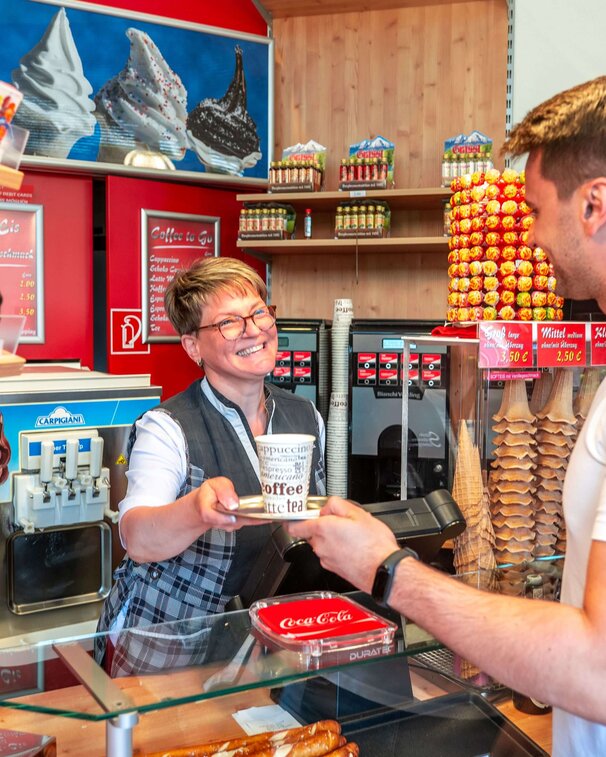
[0,669,552,755]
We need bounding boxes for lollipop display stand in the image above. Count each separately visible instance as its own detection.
[0,80,28,191]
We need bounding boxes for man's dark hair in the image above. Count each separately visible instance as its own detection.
[503,76,606,199]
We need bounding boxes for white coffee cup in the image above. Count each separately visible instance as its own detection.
[255,433,315,515]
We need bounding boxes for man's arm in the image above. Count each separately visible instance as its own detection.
[288,499,606,724]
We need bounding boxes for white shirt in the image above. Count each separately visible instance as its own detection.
[553,376,606,756]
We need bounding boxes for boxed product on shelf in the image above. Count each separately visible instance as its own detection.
[269,140,326,193]
[238,202,296,240]
[338,135,395,191]
[334,200,391,238]
[441,131,493,187]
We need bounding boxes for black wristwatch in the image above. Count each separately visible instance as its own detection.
[371,547,418,607]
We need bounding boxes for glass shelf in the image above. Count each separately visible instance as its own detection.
[0,591,440,722]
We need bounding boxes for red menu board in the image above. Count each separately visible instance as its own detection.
[478,322,534,369]
[536,323,587,368]
[590,323,606,366]
[141,210,219,342]
[0,202,44,342]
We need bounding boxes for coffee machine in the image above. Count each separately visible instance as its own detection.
[268,319,330,420]
[0,365,161,644]
[348,320,450,504]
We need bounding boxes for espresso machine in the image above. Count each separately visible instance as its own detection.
[348,320,450,504]
[0,365,161,645]
[268,318,330,420]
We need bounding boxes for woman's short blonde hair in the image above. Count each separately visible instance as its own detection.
[164,257,267,336]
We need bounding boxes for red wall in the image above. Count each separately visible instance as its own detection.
[105,176,264,398]
[90,0,266,33]
[0,172,94,367]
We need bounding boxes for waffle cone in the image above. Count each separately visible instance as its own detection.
[529,370,554,414]
[492,419,536,435]
[536,368,577,424]
[574,367,602,418]
[493,380,535,423]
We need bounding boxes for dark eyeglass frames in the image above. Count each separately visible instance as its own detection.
[194,305,277,341]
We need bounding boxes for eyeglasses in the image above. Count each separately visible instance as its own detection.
[194,305,277,341]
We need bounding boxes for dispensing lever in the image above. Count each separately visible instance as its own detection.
[90,437,104,497]
[65,439,79,499]
[40,440,54,502]
[65,439,79,480]
[90,437,103,479]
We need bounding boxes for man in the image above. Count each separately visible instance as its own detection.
[288,76,606,756]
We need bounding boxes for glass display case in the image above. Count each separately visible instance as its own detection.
[0,591,549,757]
[398,325,593,697]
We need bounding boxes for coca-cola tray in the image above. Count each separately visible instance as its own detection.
[249,591,398,665]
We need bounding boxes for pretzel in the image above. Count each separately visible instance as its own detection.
[144,720,342,757]
[246,731,344,757]
[323,744,359,757]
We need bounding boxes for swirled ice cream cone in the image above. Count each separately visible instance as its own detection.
[12,8,96,158]
[95,28,188,164]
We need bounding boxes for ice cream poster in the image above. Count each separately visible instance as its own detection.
[0,0,272,179]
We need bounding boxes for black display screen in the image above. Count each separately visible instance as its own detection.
[8,524,108,609]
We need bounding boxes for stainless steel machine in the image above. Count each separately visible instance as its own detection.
[0,365,161,644]
[348,320,450,504]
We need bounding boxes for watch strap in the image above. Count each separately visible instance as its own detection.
[372,546,418,607]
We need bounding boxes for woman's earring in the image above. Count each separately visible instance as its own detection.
[197,358,204,368]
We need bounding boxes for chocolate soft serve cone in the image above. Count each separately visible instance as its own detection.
[187,46,261,175]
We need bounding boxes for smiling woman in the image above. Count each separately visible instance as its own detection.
[94,256,326,677]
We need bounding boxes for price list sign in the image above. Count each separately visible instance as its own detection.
[478,322,534,369]
[141,210,220,342]
[536,323,587,368]
[0,202,44,342]
[590,324,606,366]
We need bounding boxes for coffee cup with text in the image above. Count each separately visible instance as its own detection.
[255,433,315,515]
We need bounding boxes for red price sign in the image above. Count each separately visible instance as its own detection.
[141,210,219,342]
[536,323,587,368]
[590,323,606,366]
[0,202,44,342]
[478,322,533,369]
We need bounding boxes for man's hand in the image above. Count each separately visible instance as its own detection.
[286,497,398,593]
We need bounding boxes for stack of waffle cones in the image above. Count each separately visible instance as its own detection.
[489,379,537,595]
[534,369,577,556]
[573,367,601,433]
[451,420,497,678]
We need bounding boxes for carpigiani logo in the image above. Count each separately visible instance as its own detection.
[35,406,85,428]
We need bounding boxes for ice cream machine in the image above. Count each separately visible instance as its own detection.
[0,366,161,641]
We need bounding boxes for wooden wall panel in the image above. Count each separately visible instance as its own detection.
[269,0,508,320]
[269,251,448,320]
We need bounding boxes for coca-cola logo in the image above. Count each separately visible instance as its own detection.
[279,610,353,630]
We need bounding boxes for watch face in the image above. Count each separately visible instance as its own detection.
[372,567,391,602]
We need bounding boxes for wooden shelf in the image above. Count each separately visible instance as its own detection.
[237,187,451,211]
[259,0,488,19]
[237,236,448,256]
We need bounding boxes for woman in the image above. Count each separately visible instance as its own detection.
[96,256,326,674]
